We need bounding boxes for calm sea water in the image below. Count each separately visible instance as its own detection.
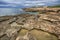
[0,8,39,16]
[0,8,25,16]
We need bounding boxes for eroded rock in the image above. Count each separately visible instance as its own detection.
[0,13,60,40]
[16,32,36,40]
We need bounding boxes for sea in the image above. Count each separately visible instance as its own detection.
[0,8,39,16]
[0,8,25,16]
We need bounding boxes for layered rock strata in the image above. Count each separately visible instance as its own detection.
[0,13,60,40]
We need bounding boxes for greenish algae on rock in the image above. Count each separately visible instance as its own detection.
[19,29,58,40]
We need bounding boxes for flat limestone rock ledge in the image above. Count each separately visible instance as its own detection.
[19,29,57,40]
[0,13,60,40]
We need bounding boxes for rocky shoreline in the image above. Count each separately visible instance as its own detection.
[0,12,60,40]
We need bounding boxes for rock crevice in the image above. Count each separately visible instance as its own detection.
[0,13,60,40]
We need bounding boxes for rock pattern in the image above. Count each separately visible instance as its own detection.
[16,32,36,40]
[0,13,60,40]
[23,8,60,13]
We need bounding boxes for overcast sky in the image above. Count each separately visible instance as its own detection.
[0,0,60,8]
[0,0,60,16]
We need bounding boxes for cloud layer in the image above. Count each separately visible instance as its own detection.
[0,0,60,16]
[0,0,60,8]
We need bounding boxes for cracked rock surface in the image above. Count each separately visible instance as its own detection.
[0,13,60,40]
